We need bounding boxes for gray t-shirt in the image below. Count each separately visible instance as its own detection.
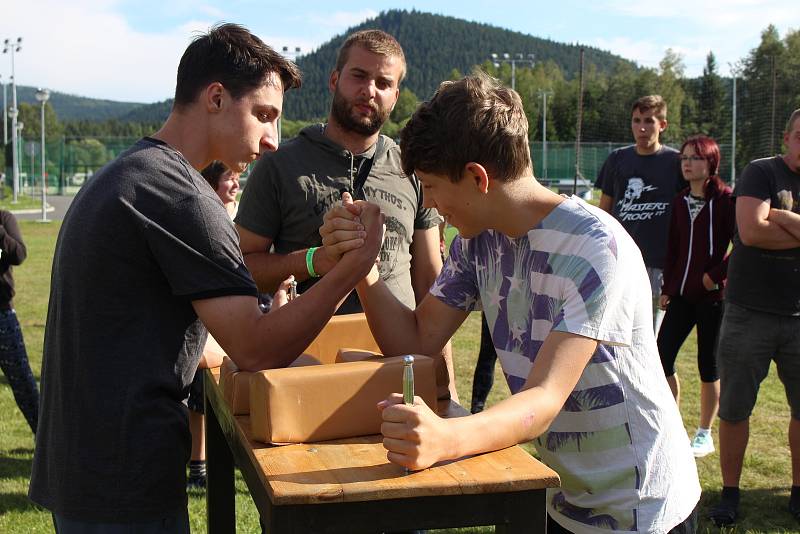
[236,124,441,312]
[29,138,258,521]
[595,145,684,268]
[727,156,800,315]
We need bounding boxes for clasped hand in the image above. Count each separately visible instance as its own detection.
[320,192,384,263]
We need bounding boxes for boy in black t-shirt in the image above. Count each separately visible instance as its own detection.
[595,95,684,334]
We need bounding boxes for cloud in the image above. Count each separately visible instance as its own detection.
[2,0,199,102]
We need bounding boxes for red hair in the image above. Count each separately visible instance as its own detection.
[680,135,725,193]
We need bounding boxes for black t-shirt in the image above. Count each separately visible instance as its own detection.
[595,145,684,268]
[726,156,800,315]
[29,138,258,521]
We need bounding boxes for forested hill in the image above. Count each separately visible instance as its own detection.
[13,85,145,121]
[285,9,634,120]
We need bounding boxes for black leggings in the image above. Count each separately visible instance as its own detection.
[657,296,722,383]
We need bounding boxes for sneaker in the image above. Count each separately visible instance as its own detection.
[691,431,715,458]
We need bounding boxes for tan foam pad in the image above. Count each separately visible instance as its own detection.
[303,313,380,364]
[250,355,437,444]
[335,348,383,363]
[219,354,322,415]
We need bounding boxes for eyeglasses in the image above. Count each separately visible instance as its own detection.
[680,155,706,162]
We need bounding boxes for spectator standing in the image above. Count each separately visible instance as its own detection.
[709,109,800,526]
[0,209,38,434]
[657,135,735,458]
[596,95,685,333]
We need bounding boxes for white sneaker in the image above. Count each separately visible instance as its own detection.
[691,431,715,458]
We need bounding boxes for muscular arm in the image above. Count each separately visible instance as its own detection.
[768,208,800,243]
[196,214,381,372]
[598,193,614,214]
[357,265,468,359]
[736,196,800,249]
[237,225,340,294]
[410,226,458,401]
[410,227,443,303]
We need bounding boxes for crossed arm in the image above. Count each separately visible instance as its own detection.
[737,196,800,249]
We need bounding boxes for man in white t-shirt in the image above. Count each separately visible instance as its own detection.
[321,72,700,533]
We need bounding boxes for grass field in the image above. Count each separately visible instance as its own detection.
[1,220,798,533]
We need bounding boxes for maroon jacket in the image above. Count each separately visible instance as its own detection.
[661,179,735,303]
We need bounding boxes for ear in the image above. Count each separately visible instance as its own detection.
[329,70,340,94]
[205,82,225,113]
[464,162,490,194]
[659,119,668,132]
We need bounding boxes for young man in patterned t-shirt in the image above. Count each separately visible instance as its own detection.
[321,72,700,534]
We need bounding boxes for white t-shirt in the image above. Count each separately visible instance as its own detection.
[431,196,700,533]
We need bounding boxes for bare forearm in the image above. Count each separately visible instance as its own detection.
[356,267,428,356]
[230,267,359,371]
[243,249,315,293]
[769,209,800,243]
[740,219,800,249]
[448,387,558,459]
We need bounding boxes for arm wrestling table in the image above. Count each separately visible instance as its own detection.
[204,367,559,533]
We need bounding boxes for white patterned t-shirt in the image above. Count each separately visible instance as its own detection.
[431,196,699,533]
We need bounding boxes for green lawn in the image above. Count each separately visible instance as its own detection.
[1,221,798,532]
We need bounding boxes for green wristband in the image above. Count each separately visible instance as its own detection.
[306,247,319,278]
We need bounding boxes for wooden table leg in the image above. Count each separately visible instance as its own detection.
[206,371,236,534]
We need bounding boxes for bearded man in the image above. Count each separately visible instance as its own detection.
[236,30,457,399]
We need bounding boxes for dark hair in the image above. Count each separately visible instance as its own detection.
[632,95,667,120]
[200,161,228,190]
[335,30,406,83]
[680,135,725,192]
[174,23,302,108]
[400,70,531,183]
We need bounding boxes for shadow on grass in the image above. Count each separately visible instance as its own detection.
[698,487,799,532]
[0,492,37,515]
[0,451,33,479]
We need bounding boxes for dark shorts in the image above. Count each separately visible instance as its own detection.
[53,508,189,534]
[186,370,204,414]
[717,302,800,422]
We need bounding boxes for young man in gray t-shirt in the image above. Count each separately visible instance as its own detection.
[595,95,684,334]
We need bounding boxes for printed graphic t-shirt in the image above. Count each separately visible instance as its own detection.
[595,145,684,269]
[726,156,800,315]
[431,197,699,533]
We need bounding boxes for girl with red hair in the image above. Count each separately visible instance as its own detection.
[658,135,735,458]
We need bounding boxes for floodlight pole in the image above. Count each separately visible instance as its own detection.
[489,52,534,92]
[728,61,742,187]
[36,88,50,222]
[3,37,22,203]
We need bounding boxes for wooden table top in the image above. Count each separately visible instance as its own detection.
[207,367,560,506]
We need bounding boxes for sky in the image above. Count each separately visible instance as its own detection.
[2,0,798,104]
